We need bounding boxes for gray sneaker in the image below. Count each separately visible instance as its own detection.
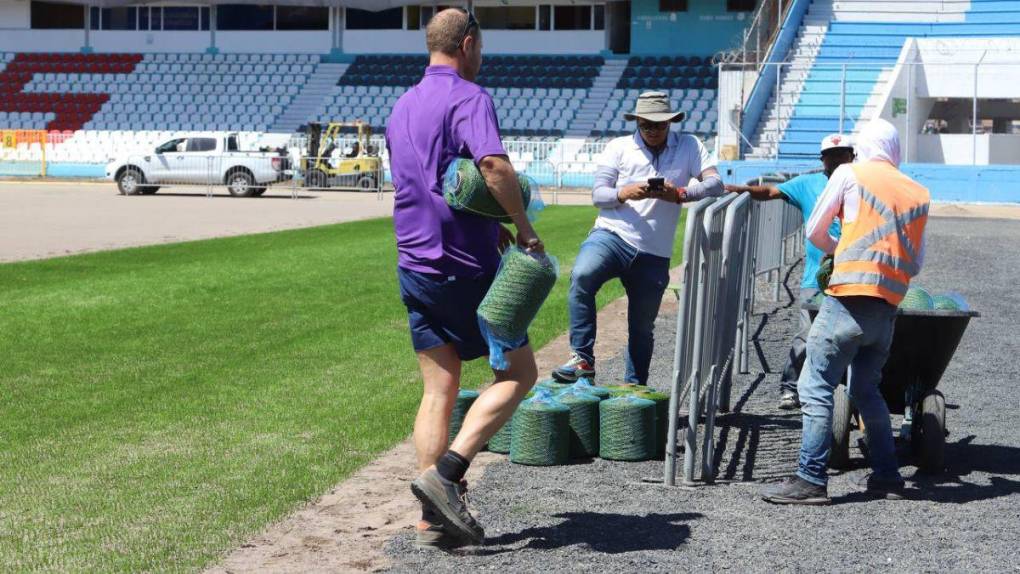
[411,468,485,545]
[853,472,907,500]
[778,390,800,410]
[415,524,468,550]
[761,475,831,505]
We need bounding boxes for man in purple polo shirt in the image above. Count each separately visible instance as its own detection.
[385,8,543,550]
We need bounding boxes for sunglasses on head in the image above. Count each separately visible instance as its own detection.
[457,8,479,47]
[638,121,669,132]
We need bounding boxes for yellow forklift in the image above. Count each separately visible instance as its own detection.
[302,121,382,191]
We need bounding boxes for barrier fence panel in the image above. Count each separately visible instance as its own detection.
[716,193,752,414]
[665,197,714,486]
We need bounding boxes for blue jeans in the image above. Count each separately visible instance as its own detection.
[797,295,901,486]
[568,228,670,385]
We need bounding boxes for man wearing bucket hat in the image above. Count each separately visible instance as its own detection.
[726,134,854,410]
[552,91,723,385]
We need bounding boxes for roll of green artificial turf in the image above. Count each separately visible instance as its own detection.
[899,286,934,310]
[599,395,657,461]
[536,379,572,395]
[442,157,534,223]
[557,389,601,458]
[572,378,611,401]
[448,389,479,445]
[632,390,670,457]
[933,294,962,311]
[510,393,570,466]
[604,383,642,397]
[477,247,558,370]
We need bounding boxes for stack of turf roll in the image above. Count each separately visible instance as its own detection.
[572,377,611,401]
[632,389,670,457]
[510,390,570,466]
[448,389,479,445]
[933,292,968,311]
[556,387,601,458]
[443,157,544,223]
[599,395,657,461]
[477,247,558,370]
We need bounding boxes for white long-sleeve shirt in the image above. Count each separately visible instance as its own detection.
[806,162,925,270]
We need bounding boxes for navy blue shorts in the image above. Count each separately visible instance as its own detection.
[398,267,527,361]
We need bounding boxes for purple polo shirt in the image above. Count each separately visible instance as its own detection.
[386,65,508,277]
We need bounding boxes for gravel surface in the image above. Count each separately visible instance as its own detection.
[385,217,1020,572]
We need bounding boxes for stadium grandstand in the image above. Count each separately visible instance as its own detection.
[0,0,1018,201]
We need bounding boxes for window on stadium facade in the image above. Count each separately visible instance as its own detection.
[727,0,756,11]
[30,1,84,29]
[594,5,605,30]
[475,6,536,30]
[277,6,329,30]
[162,6,200,30]
[554,5,592,30]
[100,7,137,30]
[538,5,551,30]
[217,4,274,31]
[660,0,689,11]
[345,7,403,30]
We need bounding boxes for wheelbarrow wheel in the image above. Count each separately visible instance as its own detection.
[917,391,946,473]
[829,384,852,469]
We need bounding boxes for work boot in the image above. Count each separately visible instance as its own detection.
[414,506,469,550]
[761,475,831,505]
[411,469,484,545]
[551,353,595,382]
[778,390,800,410]
[853,472,907,500]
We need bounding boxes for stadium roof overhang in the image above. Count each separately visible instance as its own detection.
[59,0,439,8]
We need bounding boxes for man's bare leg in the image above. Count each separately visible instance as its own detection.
[449,344,538,460]
[413,344,461,472]
[412,344,461,530]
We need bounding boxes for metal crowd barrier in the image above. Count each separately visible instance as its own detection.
[664,176,805,486]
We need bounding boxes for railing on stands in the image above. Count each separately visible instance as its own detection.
[721,59,1020,163]
[731,0,792,69]
[665,172,803,486]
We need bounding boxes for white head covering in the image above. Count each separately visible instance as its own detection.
[855,118,901,167]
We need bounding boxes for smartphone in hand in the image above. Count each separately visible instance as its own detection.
[647,177,664,192]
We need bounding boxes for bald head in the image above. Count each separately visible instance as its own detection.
[426,8,478,55]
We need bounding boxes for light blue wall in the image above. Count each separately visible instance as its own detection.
[630,0,755,55]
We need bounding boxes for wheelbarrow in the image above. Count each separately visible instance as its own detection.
[805,303,979,473]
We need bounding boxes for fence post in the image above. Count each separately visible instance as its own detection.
[840,63,847,134]
[206,157,214,198]
[775,64,781,161]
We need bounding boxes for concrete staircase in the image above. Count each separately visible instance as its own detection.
[748,0,832,158]
[267,62,348,134]
[565,59,627,137]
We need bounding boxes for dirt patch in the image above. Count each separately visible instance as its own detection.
[207,284,679,574]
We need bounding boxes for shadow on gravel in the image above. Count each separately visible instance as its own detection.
[478,512,703,555]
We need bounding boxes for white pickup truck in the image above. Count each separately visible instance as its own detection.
[106,133,290,197]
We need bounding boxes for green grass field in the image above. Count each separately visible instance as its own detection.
[0,205,685,572]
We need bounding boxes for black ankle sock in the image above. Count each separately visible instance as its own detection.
[436,450,470,483]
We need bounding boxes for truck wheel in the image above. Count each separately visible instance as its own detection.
[917,391,946,474]
[357,175,376,191]
[226,169,256,197]
[117,168,144,195]
[307,170,328,189]
[829,383,852,470]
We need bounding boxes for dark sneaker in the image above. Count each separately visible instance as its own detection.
[761,475,831,505]
[410,468,484,545]
[551,353,595,382]
[853,472,907,500]
[415,523,468,551]
[778,390,800,410]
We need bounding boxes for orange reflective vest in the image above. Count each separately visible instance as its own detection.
[827,162,930,306]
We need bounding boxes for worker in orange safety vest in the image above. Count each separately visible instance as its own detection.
[762,118,930,505]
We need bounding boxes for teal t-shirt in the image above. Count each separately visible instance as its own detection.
[777,172,841,290]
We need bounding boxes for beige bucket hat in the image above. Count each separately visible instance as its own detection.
[623,91,685,123]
